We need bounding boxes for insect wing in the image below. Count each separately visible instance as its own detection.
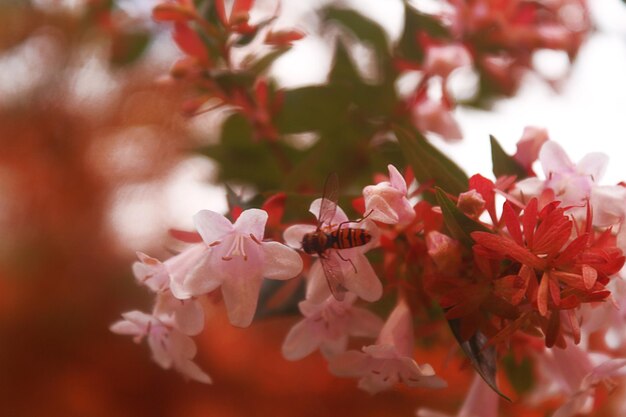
[317,173,339,229]
[319,252,348,301]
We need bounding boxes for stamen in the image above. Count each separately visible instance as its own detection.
[250,234,261,245]
[221,234,249,261]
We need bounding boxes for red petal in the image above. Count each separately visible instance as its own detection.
[231,0,254,24]
[502,201,523,245]
[471,231,545,270]
[469,174,496,223]
[555,233,589,266]
[152,3,196,22]
[548,274,561,307]
[173,23,209,63]
[261,192,286,228]
[215,0,228,25]
[265,29,305,46]
[521,198,538,248]
[582,264,598,290]
[537,272,550,316]
[533,207,571,255]
[493,274,527,305]
[233,0,254,15]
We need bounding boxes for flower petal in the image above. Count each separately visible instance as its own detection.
[261,241,303,280]
[193,210,233,244]
[221,275,263,327]
[577,152,609,182]
[343,253,382,302]
[282,319,321,361]
[387,164,407,194]
[305,259,332,303]
[309,198,349,225]
[169,245,220,299]
[320,335,349,358]
[177,359,212,384]
[347,307,384,338]
[540,141,573,175]
[283,224,316,249]
[364,193,399,224]
[110,318,142,336]
[173,299,205,336]
[234,208,268,240]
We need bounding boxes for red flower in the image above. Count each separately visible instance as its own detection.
[470,198,624,346]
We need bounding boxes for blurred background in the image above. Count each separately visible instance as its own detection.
[1,0,626,416]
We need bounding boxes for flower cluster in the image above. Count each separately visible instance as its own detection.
[112,208,303,381]
[108,1,626,416]
[398,0,590,140]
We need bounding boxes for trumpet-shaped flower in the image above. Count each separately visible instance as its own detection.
[284,199,382,303]
[363,164,415,225]
[516,141,608,210]
[175,208,303,327]
[133,243,214,297]
[328,300,446,394]
[282,293,383,361]
[110,309,211,383]
[534,342,626,417]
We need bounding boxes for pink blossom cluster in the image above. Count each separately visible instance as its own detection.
[403,0,590,141]
[112,132,626,416]
[112,165,449,393]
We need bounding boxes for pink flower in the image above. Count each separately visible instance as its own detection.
[513,126,549,174]
[175,208,303,327]
[416,373,499,417]
[153,291,205,336]
[328,300,446,394]
[533,342,626,417]
[133,244,214,297]
[284,199,382,303]
[412,98,462,141]
[515,141,608,206]
[363,164,416,225]
[590,185,626,228]
[424,44,472,80]
[282,293,383,361]
[110,308,211,384]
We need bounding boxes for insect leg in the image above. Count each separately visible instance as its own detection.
[334,210,374,230]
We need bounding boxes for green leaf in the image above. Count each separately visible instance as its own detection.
[323,7,390,61]
[275,86,349,134]
[199,113,293,190]
[490,135,527,179]
[394,125,468,197]
[248,47,290,75]
[435,187,490,249]
[397,3,450,62]
[503,354,534,395]
[448,321,511,401]
[328,40,362,87]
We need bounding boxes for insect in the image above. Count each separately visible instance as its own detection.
[301,173,372,301]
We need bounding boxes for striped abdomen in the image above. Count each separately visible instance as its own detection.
[329,227,371,250]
